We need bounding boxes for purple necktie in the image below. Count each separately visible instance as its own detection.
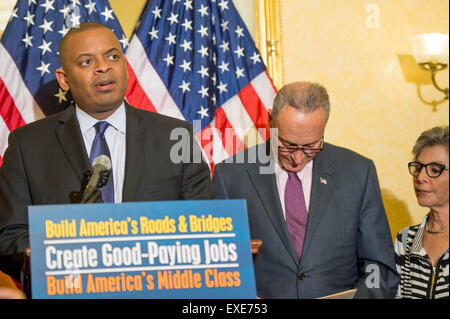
[90,121,114,203]
[285,171,308,260]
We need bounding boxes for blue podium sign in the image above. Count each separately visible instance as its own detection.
[28,200,256,299]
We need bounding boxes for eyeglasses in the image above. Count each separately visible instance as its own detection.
[408,161,449,178]
[278,137,324,157]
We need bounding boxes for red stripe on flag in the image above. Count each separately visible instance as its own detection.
[0,79,26,132]
[215,106,245,156]
[125,61,157,113]
[238,83,270,139]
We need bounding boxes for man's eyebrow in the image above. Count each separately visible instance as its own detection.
[76,53,93,59]
[278,137,296,146]
[75,48,121,59]
[104,47,121,55]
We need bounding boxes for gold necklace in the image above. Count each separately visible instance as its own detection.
[425,224,450,234]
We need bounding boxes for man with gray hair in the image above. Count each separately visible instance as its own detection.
[214,81,399,298]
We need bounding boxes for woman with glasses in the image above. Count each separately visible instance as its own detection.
[395,126,449,299]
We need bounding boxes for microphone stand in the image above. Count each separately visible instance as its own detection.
[81,189,102,204]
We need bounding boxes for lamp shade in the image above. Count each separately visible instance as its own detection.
[409,33,449,64]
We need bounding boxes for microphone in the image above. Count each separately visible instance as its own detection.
[81,155,112,203]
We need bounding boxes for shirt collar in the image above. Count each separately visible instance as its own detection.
[76,102,126,134]
[410,215,428,257]
[275,159,314,178]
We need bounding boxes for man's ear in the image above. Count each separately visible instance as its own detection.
[55,68,69,91]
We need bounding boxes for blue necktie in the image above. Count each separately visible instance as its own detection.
[90,121,114,203]
[285,172,308,260]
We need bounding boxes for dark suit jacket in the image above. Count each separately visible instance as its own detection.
[0,103,212,278]
[214,141,399,299]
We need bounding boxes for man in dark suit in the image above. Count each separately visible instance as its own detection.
[214,82,399,298]
[0,22,212,280]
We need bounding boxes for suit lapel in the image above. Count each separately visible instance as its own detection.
[301,144,338,261]
[247,146,299,264]
[55,106,91,183]
[122,102,146,201]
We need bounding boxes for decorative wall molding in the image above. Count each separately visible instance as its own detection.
[254,0,284,90]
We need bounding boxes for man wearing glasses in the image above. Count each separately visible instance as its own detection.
[213,82,399,298]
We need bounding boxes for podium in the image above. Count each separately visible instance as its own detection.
[26,200,259,299]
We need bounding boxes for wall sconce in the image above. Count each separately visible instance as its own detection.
[409,33,449,109]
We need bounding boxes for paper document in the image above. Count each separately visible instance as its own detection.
[317,289,357,299]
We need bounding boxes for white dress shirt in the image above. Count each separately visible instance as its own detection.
[76,103,126,203]
[274,160,313,219]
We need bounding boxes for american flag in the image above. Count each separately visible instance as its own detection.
[125,0,277,169]
[0,0,127,166]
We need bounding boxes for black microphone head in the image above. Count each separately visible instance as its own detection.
[92,155,111,170]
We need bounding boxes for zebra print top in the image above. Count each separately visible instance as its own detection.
[394,216,449,299]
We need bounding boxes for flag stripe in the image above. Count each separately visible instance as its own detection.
[210,118,230,165]
[0,78,26,132]
[0,44,44,124]
[220,94,255,143]
[196,125,213,164]
[238,78,270,139]
[250,71,277,112]
[125,61,157,113]
[126,38,185,121]
[0,115,10,164]
[241,77,270,127]
[196,121,229,169]
[214,106,245,157]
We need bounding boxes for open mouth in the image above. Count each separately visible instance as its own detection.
[95,80,115,91]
